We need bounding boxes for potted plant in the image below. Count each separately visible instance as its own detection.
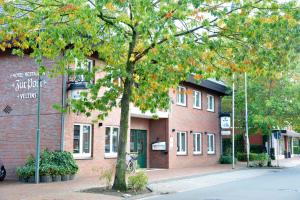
[61,166,70,181]
[52,165,61,182]
[40,164,52,183]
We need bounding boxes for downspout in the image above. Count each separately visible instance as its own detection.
[60,74,67,151]
[219,96,223,156]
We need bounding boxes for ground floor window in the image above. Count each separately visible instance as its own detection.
[177,132,187,155]
[207,133,215,154]
[105,127,119,158]
[73,124,92,158]
[193,133,202,154]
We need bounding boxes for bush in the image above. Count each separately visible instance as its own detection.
[99,168,114,189]
[293,146,300,154]
[16,150,79,178]
[236,152,259,161]
[128,171,148,193]
[250,153,270,167]
[219,155,236,164]
[250,145,265,153]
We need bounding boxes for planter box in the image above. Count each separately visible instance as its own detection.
[28,176,35,183]
[61,175,69,181]
[52,175,61,182]
[40,175,52,183]
[69,174,75,180]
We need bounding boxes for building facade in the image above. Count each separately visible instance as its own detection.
[0,52,227,179]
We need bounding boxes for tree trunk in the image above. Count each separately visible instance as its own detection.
[112,28,137,191]
[112,77,132,191]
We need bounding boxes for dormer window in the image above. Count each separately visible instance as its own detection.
[75,58,93,82]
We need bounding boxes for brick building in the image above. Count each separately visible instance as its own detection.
[0,52,228,179]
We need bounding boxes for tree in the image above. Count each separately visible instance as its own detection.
[1,0,299,190]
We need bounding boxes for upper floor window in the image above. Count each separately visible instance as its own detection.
[193,133,202,154]
[105,127,119,158]
[177,86,186,106]
[177,131,187,155]
[73,124,92,158]
[193,90,202,109]
[207,94,215,112]
[207,133,215,154]
[75,58,93,82]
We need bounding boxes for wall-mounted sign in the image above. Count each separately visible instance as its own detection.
[9,71,47,100]
[152,142,166,151]
[220,116,231,129]
[221,130,231,136]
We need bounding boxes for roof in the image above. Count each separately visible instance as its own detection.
[185,76,228,95]
[282,130,300,138]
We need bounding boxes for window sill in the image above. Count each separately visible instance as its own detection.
[176,152,187,156]
[193,106,202,110]
[207,152,216,155]
[104,153,118,159]
[207,109,215,112]
[176,103,187,107]
[193,152,202,155]
[73,155,92,160]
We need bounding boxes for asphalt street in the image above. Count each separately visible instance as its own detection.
[146,166,300,200]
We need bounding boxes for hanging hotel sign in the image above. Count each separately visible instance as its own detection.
[9,71,47,100]
[220,116,231,129]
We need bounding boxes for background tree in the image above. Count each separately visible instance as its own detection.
[1,0,299,190]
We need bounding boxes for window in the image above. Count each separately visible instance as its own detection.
[177,132,187,155]
[193,133,202,154]
[105,127,119,158]
[207,94,214,112]
[73,124,92,158]
[207,133,215,154]
[75,58,93,82]
[177,86,186,106]
[193,90,202,109]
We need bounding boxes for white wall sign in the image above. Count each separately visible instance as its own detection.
[9,71,47,100]
[221,130,231,136]
[220,116,231,129]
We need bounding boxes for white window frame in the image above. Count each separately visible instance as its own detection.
[104,126,119,158]
[73,124,92,159]
[193,133,202,154]
[177,86,187,106]
[177,132,187,155]
[207,94,215,112]
[75,58,93,82]
[207,133,215,154]
[193,90,202,109]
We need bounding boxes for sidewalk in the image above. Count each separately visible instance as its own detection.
[0,163,243,200]
[0,158,299,200]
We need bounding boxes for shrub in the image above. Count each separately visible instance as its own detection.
[128,171,148,193]
[236,152,258,161]
[250,145,265,153]
[250,153,270,167]
[293,146,300,154]
[219,155,236,164]
[16,150,79,178]
[99,168,114,189]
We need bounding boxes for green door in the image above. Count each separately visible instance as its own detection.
[130,130,147,168]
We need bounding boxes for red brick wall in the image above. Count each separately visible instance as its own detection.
[149,119,169,168]
[168,84,221,168]
[0,52,63,179]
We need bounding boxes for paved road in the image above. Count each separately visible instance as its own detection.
[145,166,300,200]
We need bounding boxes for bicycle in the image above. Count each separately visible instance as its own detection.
[126,153,138,173]
[0,159,6,182]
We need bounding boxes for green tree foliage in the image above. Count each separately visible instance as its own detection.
[1,0,299,190]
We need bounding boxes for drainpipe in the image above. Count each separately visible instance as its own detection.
[60,74,67,151]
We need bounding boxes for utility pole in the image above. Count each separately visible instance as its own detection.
[232,73,235,169]
[35,71,41,184]
[245,72,250,167]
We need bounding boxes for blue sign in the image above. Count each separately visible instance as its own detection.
[273,131,281,140]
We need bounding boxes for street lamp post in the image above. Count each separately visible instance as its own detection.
[232,73,235,169]
[35,72,41,184]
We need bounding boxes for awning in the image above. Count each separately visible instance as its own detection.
[282,130,300,138]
